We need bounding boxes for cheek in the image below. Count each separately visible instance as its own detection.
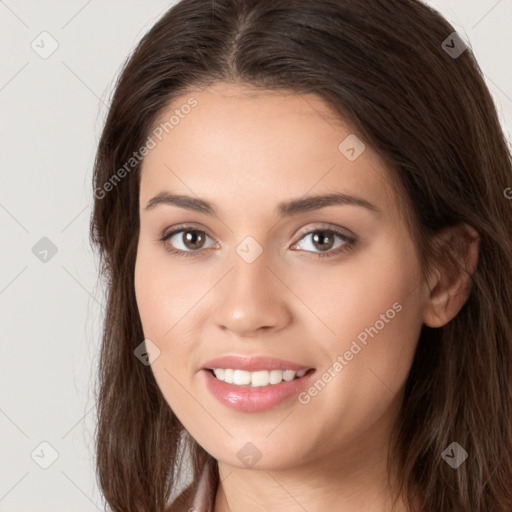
[291,231,421,344]
[134,239,193,338]
[134,240,208,391]
[134,244,200,416]
[299,231,423,398]
[134,250,165,338]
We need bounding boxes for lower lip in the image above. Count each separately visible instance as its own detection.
[202,369,316,412]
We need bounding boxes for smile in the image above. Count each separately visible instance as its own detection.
[211,368,308,387]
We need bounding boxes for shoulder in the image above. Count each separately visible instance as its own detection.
[166,460,217,512]
[166,483,195,512]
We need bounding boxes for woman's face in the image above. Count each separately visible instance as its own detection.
[134,82,430,470]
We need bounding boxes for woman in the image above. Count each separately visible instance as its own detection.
[90,0,512,511]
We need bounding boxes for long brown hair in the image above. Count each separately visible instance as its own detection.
[90,0,512,510]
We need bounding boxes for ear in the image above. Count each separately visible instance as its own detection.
[422,223,480,328]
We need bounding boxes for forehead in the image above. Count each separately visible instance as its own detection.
[139,83,398,217]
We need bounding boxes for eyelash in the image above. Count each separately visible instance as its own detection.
[158,224,356,259]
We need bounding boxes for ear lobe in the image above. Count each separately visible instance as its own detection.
[422,224,480,328]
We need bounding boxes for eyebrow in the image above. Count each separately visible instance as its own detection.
[145,191,380,217]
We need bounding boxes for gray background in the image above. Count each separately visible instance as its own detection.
[1,1,511,510]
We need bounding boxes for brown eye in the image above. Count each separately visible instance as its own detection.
[292,228,354,258]
[160,226,217,257]
[310,230,336,251]
[179,230,207,250]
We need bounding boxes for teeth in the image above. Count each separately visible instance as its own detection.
[212,368,309,386]
[233,369,251,385]
[283,369,296,381]
[269,369,283,384]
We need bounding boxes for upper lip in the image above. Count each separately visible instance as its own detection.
[202,355,314,372]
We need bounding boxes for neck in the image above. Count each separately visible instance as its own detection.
[213,429,411,512]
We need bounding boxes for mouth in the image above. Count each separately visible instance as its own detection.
[201,355,316,411]
[202,366,317,412]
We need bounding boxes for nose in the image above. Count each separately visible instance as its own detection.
[212,250,291,337]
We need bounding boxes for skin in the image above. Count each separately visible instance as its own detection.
[134,82,479,512]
